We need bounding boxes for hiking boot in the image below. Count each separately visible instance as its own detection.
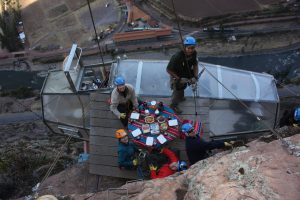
[170,104,182,114]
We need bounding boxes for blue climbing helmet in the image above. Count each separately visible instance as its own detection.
[181,123,193,135]
[114,76,125,86]
[184,36,196,46]
[177,160,188,171]
[294,108,300,122]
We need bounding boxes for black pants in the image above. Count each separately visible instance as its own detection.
[170,78,187,106]
[117,101,133,127]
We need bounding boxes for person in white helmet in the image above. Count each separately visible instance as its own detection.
[110,76,138,126]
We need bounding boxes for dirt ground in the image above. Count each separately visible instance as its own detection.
[197,30,300,56]
[19,0,120,49]
[161,0,282,18]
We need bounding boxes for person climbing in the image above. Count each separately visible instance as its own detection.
[166,36,199,114]
[279,108,295,127]
[293,107,300,127]
[110,76,139,127]
[149,148,187,179]
[181,123,234,165]
[115,129,139,169]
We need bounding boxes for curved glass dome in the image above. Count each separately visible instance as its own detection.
[110,59,279,103]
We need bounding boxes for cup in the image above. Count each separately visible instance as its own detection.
[145,109,150,115]
[151,101,157,106]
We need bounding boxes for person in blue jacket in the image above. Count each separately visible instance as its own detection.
[181,123,233,165]
[115,129,139,169]
[293,107,300,126]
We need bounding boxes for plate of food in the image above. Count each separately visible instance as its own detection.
[160,122,168,131]
[150,123,160,134]
[157,116,165,123]
[145,116,155,123]
[142,124,150,133]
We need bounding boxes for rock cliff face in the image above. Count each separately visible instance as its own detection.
[39,132,300,200]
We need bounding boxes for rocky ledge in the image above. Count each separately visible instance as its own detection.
[36,129,300,200]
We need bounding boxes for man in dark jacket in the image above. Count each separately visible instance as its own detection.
[181,123,233,165]
[166,36,199,114]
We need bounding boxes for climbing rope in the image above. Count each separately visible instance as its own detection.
[24,135,72,200]
[171,0,199,117]
[9,89,88,199]
[40,135,72,185]
[276,80,300,97]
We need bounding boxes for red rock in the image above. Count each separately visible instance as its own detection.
[36,133,300,200]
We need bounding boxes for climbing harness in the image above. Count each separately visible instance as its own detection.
[136,150,150,179]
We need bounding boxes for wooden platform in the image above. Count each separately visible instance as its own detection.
[89,93,210,179]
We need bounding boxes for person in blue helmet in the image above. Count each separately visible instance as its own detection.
[293,107,300,127]
[166,36,199,113]
[110,76,138,126]
[181,123,233,165]
[279,108,300,127]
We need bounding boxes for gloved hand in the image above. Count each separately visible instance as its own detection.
[149,164,157,171]
[120,113,126,119]
[224,141,234,148]
[180,78,189,84]
[160,147,164,153]
[133,159,138,166]
[174,78,188,90]
[190,77,197,84]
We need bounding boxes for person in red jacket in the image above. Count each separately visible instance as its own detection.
[149,148,187,179]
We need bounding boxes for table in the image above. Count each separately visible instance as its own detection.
[127,101,182,148]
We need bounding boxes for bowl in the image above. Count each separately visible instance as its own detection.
[160,122,168,131]
[145,116,155,124]
[157,116,165,123]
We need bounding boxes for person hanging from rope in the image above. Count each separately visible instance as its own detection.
[149,148,188,179]
[115,129,139,170]
[293,107,300,127]
[279,107,300,127]
[181,123,234,165]
[166,36,199,114]
[110,76,139,127]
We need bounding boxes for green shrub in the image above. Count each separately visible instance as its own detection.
[10,87,35,99]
